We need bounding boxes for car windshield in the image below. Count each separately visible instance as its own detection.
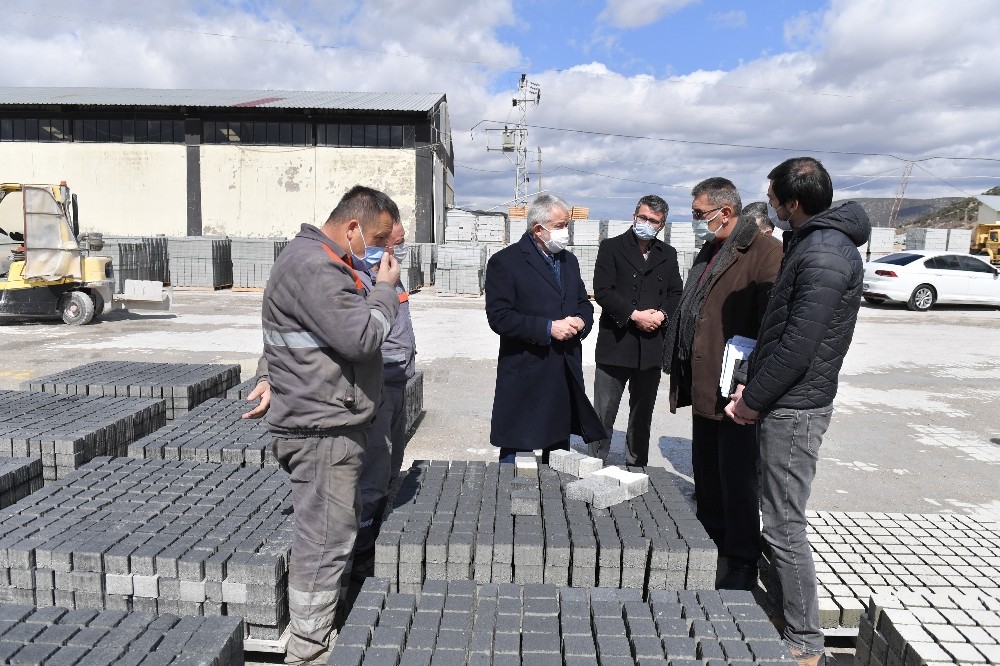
[873,253,922,266]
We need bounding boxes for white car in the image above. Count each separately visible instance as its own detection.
[863,250,1000,311]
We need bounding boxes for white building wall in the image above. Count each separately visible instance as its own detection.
[199,145,417,238]
[1,142,421,239]
[0,142,187,236]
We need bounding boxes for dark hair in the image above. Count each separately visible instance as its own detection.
[634,195,668,220]
[767,157,833,216]
[327,185,400,232]
[742,201,773,230]
[691,177,742,215]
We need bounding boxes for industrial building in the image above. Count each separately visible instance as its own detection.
[0,87,454,242]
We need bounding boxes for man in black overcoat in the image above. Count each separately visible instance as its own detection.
[591,195,683,466]
[485,194,606,463]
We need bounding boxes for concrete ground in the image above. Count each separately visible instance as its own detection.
[2,288,999,663]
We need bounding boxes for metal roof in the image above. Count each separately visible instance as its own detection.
[0,87,445,113]
[975,195,1000,212]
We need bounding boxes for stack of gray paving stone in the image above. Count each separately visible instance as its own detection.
[102,235,171,290]
[167,237,233,288]
[668,223,699,254]
[566,246,598,295]
[868,228,895,256]
[436,245,485,295]
[856,589,1000,666]
[444,210,476,243]
[507,217,530,243]
[475,214,508,244]
[227,377,260,400]
[805,511,1000,632]
[374,460,716,596]
[327,577,792,666]
[411,243,436,287]
[0,603,244,665]
[569,220,601,246]
[0,457,293,641]
[600,220,633,240]
[946,228,972,252]
[0,390,166,483]
[23,360,241,420]
[396,244,422,293]
[0,458,43,509]
[403,371,425,436]
[128,398,276,468]
[230,237,288,288]
[904,228,948,251]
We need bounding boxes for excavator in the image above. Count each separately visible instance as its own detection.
[0,182,168,325]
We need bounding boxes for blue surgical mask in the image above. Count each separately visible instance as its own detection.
[393,243,408,262]
[692,210,722,243]
[633,222,659,241]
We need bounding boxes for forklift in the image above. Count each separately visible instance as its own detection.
[0,182,168,325]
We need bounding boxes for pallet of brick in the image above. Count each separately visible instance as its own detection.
[436,245,485,296]
[566,246,597,295]
[404,371,425,436]
[444,210,476,243]
[668,223,699,253]
[855,589,1000,666]
[168,236,234,288]
[102,235,171,290]
[507,217,530,243]
[227,377,260,400]
[23,360,241,420]
[328,577,792,665]
[947,227,972,252]
[231,237,287,289]
[374,460,716,596]
[475,214,507,244]
[904,228,948,251]
[806,511,1000,633]
[0,603,244,665]
[0,457,293,641]
[0,390,166,483]
[569,219,601,246]
[128,398,276,468]
[411,243,437,287]
[0,458,43,509]
[600,219,633,240]
[868,227,895,254]
[396,244,422,294]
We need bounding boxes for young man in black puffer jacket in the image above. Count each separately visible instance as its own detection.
[727,156,870,666]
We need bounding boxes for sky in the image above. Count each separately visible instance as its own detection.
[3,0,1000,220]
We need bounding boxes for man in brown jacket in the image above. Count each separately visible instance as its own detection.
[662,177,782,590]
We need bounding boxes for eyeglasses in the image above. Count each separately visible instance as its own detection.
[634,214,664,226]
[691,206,722,220]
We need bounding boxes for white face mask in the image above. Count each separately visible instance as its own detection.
[692,209,723,243]
[542,225,570,253]
[393,243,408,261]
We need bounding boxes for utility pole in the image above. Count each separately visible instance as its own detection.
[486,74,541,207]
[537,147,542,193]
[889,162,914,228]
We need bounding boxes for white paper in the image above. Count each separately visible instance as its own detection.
[720,335,756,396]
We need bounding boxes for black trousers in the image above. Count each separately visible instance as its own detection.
[590,363,661,467]
[691,414,761,566]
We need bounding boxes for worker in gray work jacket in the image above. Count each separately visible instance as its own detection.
[259,185,400,666]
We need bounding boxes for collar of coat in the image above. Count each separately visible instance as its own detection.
[622,227,668,271]
[518,231,564,293]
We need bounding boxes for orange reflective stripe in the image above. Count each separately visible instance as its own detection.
[322,244,365,291]
[398,292,409,303]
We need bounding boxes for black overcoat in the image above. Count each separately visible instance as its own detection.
[593,229,684,370]
[485,232,607,450]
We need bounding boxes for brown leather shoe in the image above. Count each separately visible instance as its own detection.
[789,646,827,666]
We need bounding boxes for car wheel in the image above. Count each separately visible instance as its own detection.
[906,284,935,312]
[863,296,885,305]
[61,291,95,325]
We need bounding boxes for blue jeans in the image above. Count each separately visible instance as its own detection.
[758,405,832,656]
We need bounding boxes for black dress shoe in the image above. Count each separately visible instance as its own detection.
[716,562,759,590]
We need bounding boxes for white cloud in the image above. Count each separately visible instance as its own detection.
[712,10,747,29]
[598,0,701,30]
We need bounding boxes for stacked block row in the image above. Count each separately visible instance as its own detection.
[403,372,425,436]
[807,511,1000,631]
[856,589,1000,666]
[230,237,289,289]
[374,460,716,596]
[0,458,43,509]
[226,378,260,401]
[868,228,896,254]
[0,390,166,482]
[569,220,601,246]
[0,457,293,641]
[167,237,234,288]
[567,246,598,295]
[904,228,949,251]
[128,398,276,468]
[436,245,486,296]
[23,361,241,420]
[328,578,793,666]
[396,245,422,293]
[0,603,243,666]
[102,235,170,289]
